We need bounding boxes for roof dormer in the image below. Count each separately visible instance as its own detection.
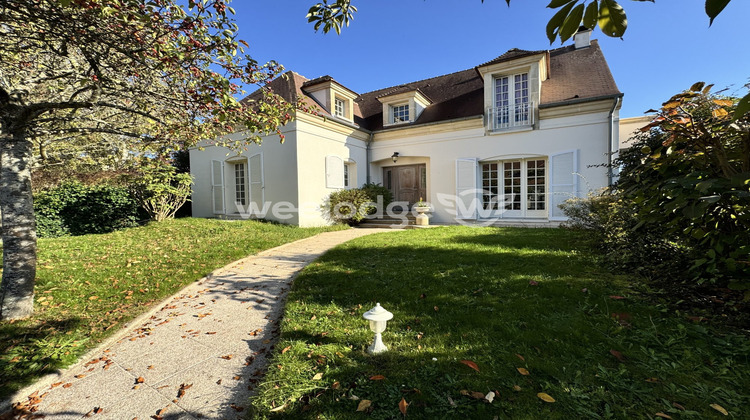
[476,49,549,133]
[376,89,432,127]
[301,76,359,122]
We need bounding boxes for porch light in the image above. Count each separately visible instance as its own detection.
[391,152,399,163]
[362,303,393,354]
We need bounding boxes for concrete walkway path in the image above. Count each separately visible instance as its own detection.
[6,228,391,420]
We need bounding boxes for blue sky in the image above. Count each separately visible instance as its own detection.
[232,0,749,118]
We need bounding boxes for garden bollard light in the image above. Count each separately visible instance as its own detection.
[362,303,393,354]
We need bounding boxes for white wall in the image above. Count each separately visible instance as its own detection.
[370,108,613,224]
[189,123,300,225]
[295,117,368,227]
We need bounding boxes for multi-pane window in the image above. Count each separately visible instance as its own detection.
[343,163,350,187]
[493,72,530,128]
[334,98,346,118]
[527,160,545,210]
[482,159,546,214]
[392,104,409,123]
[514,73,529,123]
[234,163,247,206]
[503,161,522,210]
[482,163,499,210]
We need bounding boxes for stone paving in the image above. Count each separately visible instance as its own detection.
[4,228,391,420]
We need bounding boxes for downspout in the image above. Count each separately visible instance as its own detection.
[366,131,374,184]
[607,96,621,187]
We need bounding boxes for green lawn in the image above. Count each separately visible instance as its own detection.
[0,218,345,399]
[251,227,749,419]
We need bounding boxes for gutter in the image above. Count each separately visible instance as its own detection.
[607,95,622,187]
[366,131,374,184]
[539,93,623,109]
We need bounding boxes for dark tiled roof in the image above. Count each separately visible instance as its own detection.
[241,40,620,131]
[477,48,547,67]
[540,40,620,105]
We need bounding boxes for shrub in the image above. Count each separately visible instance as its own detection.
[130,160,192,222]
[360,182,392,212]
[323,189,374,225]
[33,182,140,237]
[560,192,689,280]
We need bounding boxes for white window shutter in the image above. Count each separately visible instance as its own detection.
[249,153,264,213]
[455,158,479,219]
[549,149,579,220]
[211,160,225,214]
[325,155,344,189]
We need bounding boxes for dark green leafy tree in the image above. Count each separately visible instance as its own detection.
[617,83,750,293]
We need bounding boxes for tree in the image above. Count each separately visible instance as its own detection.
[0,0,297,319]
[616,84,750,292]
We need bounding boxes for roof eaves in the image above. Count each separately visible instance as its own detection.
[539,92,624,109]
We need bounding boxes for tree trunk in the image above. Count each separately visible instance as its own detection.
[0,126,37,320]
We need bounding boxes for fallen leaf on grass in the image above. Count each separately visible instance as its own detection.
[655,413,672,419]
[645,377,659,383]
[672,402,685,410]
[281,346,291,354]
[515,354,525,361]
[512,385,522,391]
[470,391,485,400]
[609,350,626,362]
[356,400,372,412]
[517,367,530,375]
[710,404,729,415]
[460,360,480,372]
[537,392,555,403]
[434,305,439,312]
[312,373,323,380]
[89,296,99,300]
[269,403,287,412]
[609,295,626,300]
[399,398,409,415]
[528,280,539,286]
[332,381,340,390]
[369,374,386,380]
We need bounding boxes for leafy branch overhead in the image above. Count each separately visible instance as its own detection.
[307,0,733,43]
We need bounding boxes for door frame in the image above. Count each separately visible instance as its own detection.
[383,164,427,206]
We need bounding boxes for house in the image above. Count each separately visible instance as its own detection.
[189,29,623,227]
[619,115,653,150]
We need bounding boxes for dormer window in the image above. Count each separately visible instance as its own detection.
[392,104,409,124]
[334,97,346,118]
[476,49,546,133]
[377,90,432,127]
[493,72,531,129]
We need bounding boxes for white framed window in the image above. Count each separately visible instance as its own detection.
[334,97,346,118]
[490,72,531,130]
[392,104,409,123]
[343,163,350,187]
[482,158,546,217]
[234,162,247,206]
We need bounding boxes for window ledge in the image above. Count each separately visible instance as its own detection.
[485,125,533,136]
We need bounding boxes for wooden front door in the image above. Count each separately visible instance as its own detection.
[384,164,426,205]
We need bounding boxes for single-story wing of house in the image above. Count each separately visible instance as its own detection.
[189,29,623,227]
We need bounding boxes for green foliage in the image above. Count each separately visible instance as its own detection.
[360,182,393,210]
[33,182,140,237]
[323,188,374,225]
[617,84,750,291]
[560,192,689,279]
[0,218,346,398]
[130,160,193,222]
[251,227,749,418]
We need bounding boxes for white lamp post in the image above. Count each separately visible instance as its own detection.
[362,303,393,354]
